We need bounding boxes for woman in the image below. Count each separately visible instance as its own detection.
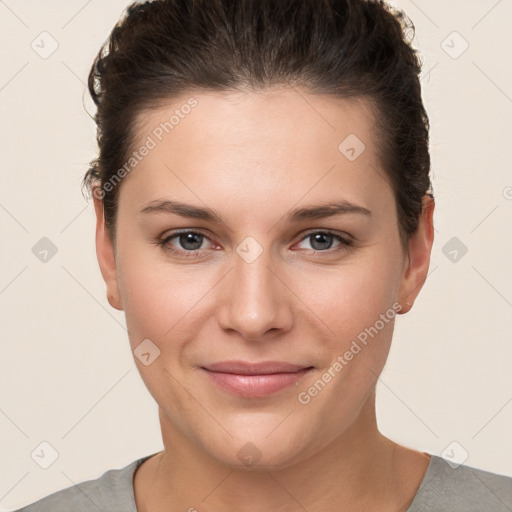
[14,0,512,510]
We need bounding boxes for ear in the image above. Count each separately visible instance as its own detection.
[92,186,124,311]
[397,195,435,314]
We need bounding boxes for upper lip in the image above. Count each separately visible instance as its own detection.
[201,360,313,375]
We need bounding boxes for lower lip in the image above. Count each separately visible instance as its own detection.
[202,368,313,398]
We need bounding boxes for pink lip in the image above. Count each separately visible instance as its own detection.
[201,360,314,398]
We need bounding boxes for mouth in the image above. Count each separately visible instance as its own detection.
[200,360,315,398]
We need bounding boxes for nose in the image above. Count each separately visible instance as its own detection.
[216,248,294,341]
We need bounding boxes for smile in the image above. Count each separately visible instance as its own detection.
[200,361,314,398]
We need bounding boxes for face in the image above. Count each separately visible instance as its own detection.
[94,87,433,470]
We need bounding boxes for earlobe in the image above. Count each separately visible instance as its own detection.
[397,195,435,315]
[92,187,124,311]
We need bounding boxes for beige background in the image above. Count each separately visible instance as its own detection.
[1,0,511,509]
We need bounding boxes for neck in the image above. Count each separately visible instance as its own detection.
[134,390,428,512]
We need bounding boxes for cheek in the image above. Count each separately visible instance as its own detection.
[115,242,221,358]
[291,250,402,338]
[119,265,195,341]
[290,259,401,426]
[115,253,207,412]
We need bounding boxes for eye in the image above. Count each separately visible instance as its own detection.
[294,231,352,253]
[156,229,352,258]
[158,229,216,256]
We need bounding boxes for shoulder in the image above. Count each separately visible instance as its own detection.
[11,455,152,512]
[408,454,512,512]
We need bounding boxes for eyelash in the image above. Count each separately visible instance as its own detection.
[156,229,353,258]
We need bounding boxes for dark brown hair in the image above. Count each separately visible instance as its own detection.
[82,0,434,250]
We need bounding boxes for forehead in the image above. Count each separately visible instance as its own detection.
[134,86,379,160]
[121,87,392,218]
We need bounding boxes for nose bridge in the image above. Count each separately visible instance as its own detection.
[217,244,292,340]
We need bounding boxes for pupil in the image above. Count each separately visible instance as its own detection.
[180,233,203,250]
[311,233,333,250]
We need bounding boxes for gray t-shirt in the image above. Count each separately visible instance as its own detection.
[12,453,512,511]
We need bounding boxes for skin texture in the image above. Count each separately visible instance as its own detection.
[93,87,435,511]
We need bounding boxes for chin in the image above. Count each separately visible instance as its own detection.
[198,426,315,472]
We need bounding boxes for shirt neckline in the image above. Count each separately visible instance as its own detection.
[128,451,439,511]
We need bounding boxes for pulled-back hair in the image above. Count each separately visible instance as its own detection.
[82,0,433,250]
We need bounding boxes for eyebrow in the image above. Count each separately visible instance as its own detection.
[139,199,372,223]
